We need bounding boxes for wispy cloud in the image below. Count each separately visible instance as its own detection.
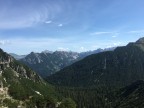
[111,33,119,38]
[90,31,120,39]
[45,20,52,24]
[127,30,144,34]
[0,1,63,29]
[90,32,113,35]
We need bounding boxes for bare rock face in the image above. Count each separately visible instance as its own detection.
[0,49,41,82]
[0,53,13,70]
[20,51,80,78]
[0,48,61,108]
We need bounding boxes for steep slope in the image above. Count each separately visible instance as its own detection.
[20,51,79,78]
[47,37,144,87]
[54,79,144,108]
[113,80,144,108]
[0,49,60,107]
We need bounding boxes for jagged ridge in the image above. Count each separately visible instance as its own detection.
[0,49,57,107]
[20,48,115,78]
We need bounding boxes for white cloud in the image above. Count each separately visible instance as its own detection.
[113,42,122,46]
[127,30,144,34]
[80,47,84,50]
[79,46,87,52]
[45,20,52,24]
[105,42,124,48]
[112,35,117,38]
[0,1,63,29]
[90,31,119,39]
[90,32,113,35]
[58,24,63,27]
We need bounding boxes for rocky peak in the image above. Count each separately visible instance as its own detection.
[0,49,14,70]
[0,49,42,82]
[29,52,37,56]
[0,49,13,62]
[136,37,144,44]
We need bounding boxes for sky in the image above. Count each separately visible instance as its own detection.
[0,0,144,54]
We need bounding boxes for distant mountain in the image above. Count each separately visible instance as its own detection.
[47,37,144,87]
[20,51,79,78]
[0,49,75,108]
[9,53,26,60]
[20,48,115,78]
[79,47,115,59]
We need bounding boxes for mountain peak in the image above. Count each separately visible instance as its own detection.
[29,52,39,56]
[136,37,144,44]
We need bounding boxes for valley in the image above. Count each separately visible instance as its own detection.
[2,38,144,108]
[0,0,143,107]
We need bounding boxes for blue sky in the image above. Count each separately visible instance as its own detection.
[0,0,144,54]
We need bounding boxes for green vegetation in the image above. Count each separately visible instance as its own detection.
[56,86,115,108]
[0,49,65,107]
[47,38,144,108]
[47,42,144,87]
[2,99,19,108]
[2,38,144,107]
[58,98,76,108]
[1,66,61,107]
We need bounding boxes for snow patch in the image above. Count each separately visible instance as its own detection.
[35,91,42,95]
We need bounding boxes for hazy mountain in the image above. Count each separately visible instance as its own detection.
[9,53,26,60]
[79,47,115,59]
[0,49,76,108]
[47,37,144,87]
[20,48,115,78]
[20,51,79,78]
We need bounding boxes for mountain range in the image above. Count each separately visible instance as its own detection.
[45,37,144,108]
[1,38,144,107]
[47,37,144,87]
[18,48,115,78]
[20,51,79,78]
[0,49,76,108]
